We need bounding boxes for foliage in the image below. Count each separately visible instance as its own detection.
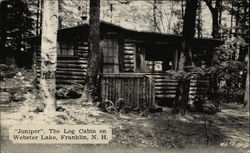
[56,83,84,99]
[213,36,247,97]
[166,66,207,81]
[0,64,17,80]
[223,0,249,41]
[0,0,33,52]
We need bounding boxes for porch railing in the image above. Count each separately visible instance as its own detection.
[101,73,155,110]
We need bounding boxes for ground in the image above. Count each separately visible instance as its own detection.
[0,68,249,153]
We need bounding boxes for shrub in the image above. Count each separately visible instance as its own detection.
[0,64,17,80]
[56,83,84,99]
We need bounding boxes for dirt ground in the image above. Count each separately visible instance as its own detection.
[0,68,249,153]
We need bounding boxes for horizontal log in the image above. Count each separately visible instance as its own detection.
[57,56,80,60]
[77,52,88,57]
[155,82,178,86]
[124,51,134,55]
[124,43,135,47]
[124,46,135,51]
[189,87,207,91]
[57,64,87,69]
[124,68,134,72]
[189,94,206,99]
[57,60,87,64]
[154,79,178,83]
[56,80,85,85]
[102,73,145,78]
[156,95,176,98]
[155,86,177,90]
[78,42,89,46]
[155,91,176,95]
[56,71,86,76]
[77,49,89,53]
[124,63,134,68]
[56,68,86,72]
[190,82,209,86]
[37,71,86,78]
[78,46,89,50]
[190,80,209,83]
[189,92,207,96]
[189,84,208,88]
[56,75,85,80]
[124,60,134,64]
[124,56,134,60]
[149,76,175,80]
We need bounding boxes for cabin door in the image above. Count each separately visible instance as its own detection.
[102,38,119,73]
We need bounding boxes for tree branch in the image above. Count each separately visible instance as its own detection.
[204,0,215,13]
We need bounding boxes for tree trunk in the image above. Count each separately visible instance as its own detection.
[178,0,198,70]
[174,0,198,114]
[197,0,202,38]
[244,54,249,108]
[204,0,222,38]
[40,0,58,114]
[212,10,219,38]
[173,79,190,114]
[153,0,159,32]
[82,0,101,103]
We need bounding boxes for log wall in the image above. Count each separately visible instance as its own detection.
[101,73,155,109]
[146,73,178,100]
[123,41,136,72]
[34,38,88,89]
[188,79,210,103]
[146,73,210,104]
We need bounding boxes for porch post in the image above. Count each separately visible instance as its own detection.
[174,47,179,70]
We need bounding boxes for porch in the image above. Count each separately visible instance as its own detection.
[100,72,210,109]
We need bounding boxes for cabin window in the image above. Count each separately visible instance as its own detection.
[145,60,173,73]
[58,42,75,56]
[102,39,119,73]
[144,45,175,73]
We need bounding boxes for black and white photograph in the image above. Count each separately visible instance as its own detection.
[0,0,249,153]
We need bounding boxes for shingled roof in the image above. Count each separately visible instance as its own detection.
[25,21,224,47]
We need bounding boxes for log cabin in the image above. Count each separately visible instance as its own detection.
[25,21,223,108]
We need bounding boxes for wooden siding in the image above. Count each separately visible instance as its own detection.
[101,73,155,110]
